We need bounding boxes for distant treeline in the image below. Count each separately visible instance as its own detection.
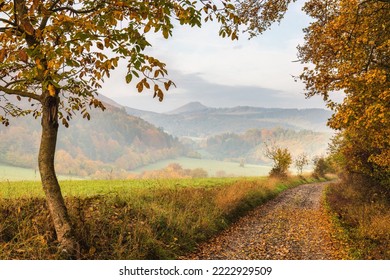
[184,128,331,164]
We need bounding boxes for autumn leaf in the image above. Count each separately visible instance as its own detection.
[48,84,56,97]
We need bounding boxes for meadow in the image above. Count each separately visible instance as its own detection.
[0,157,272,181]
[0,175,318,259]
[0,164,81,181]
[131,157,272,177]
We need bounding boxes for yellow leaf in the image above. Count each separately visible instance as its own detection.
[48,84,56,97]
[144,23,151,33]
[104,38,110,48]
[0,48,6,62]
[35,58,44,70]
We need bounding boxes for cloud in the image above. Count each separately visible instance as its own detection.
[99,1,329,112]
[107,70,327,112]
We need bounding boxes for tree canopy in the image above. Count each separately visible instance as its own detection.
[0,0,293,126]
[298,0,390,186]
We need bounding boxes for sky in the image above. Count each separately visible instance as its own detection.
[99,1,333,113]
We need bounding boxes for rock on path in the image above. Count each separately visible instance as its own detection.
[183,182,348,260]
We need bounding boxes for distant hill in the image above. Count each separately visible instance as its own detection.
[99,96,333,162]
[122,102,333,137]
[166,102,209,114]
[0,103,183,178]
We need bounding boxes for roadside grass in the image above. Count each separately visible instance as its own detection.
[325,178,390,259]
[0,176,317,259]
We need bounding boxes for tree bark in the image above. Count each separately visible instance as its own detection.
[38,95,79,258]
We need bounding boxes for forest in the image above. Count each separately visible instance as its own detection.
[0,103,183,177]
[200,127,330,163]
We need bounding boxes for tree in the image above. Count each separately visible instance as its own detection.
[298,0,390,186]
[0,0,295,257]
[264,142,292,177]
[294,153,309,176]
[312,156,330,178]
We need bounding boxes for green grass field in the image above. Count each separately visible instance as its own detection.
[0,174,319,259]
[131,157,272,177]
[0,177,245,199]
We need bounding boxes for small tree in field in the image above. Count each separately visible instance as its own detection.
[294,153,309,176]
[0,0,295,258]
[264,143,292,178]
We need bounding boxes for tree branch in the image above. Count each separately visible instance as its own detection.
[49,0,63,10]
[13,0,18,25]
[4,78,28,87]
[39,0,61,30]
[0,27,15,32]
[0,85,41,101]
[0,18,17,26]
[51,6,99,15]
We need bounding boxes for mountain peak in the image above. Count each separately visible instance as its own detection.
[166,102,209,114]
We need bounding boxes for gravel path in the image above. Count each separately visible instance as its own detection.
[183,182,348,260]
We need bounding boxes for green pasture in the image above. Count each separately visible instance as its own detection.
[131,157,272,176]
[0,164,82,182]
[0,177,256,199]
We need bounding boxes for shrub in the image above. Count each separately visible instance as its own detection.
[326,175,390,259]
[312,156,333,178]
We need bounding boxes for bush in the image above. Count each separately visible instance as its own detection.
[326,176,390,259]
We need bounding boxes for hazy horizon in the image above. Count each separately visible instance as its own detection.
[98,1,344,113]
[104,90,333,114]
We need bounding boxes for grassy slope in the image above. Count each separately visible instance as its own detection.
[0,176,318,259]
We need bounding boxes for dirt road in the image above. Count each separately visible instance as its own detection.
[184,182,348,260]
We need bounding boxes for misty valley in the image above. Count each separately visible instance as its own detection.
[0,96,332,180]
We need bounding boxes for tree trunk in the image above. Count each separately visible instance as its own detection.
[38,95,79,258]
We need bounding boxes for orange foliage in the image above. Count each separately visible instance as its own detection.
[299,0,390,186]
